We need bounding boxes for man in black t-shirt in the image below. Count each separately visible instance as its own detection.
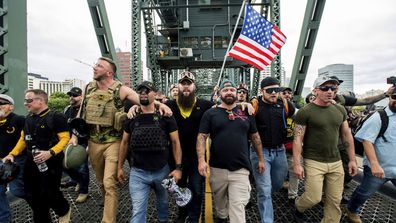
[197,80,264,223]
[4,89,71,223]
[0,94,26,223]
[118,81,182,223]
[62,87,90,203]
[166,71,213,223]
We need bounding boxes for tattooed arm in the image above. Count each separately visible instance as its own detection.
[196,133,210,177]
[250,132,265,173]
[340,120,358,176]
[293,124,306,179]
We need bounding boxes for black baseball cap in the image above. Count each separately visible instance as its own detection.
[329,76,344,84]
[137,81,157,92]
[67,87,82,96]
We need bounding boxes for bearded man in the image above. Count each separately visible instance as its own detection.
[165,71,214,223]
[197,80,264,223]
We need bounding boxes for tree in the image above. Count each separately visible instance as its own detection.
[48,92,69,112]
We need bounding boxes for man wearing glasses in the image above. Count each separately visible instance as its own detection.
[250,77,296,223]
[0,94,26,223]
[4,89,71,223]
[117,81,182,223]
[292,76,358,222]
[61,87,90,203]
[237,83,249,103]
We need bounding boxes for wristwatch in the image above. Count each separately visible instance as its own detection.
[175,164,183,171]
[49,149,56,156]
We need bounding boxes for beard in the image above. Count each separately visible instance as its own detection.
[139,98,149,106]
[221,95,237,105]
[178,90,195,109]
[390,102,396,113]
[0,110,6,118]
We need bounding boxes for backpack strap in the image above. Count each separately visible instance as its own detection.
[377,109,389,142]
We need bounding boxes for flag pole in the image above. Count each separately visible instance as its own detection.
[216,0,247,87]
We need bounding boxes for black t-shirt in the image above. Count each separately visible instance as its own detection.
[0,113,25,158]
[335,94,358,106]
[24,109,69,151]
[124,113,178,171]
[166,99,213,161]
[199,106,257,171]
[255,97,296,148]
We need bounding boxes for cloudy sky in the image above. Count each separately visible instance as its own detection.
[27,0,396,94]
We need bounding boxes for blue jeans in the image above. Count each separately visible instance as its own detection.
[64,158,90,194]
[348,165,396,213]
[250,146,288,223]
[0,156,26,223]
[129,165,169,223]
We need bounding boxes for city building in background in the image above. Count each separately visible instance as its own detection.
[27,73,85,96]
[116,49,132,87]
[318,63,354,93]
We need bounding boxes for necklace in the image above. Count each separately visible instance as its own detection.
[226,109,235,121]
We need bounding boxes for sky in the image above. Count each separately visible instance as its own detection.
[27,0,396,94]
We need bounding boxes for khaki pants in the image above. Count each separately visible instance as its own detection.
[296,159,344,223]
[88,140,120,223]
[210,167,251,223]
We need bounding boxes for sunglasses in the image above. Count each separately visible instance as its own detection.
[137,88,151,94]
[237,90,248,94]
[24,98,40,104]
[263,87,281,94]
[390,94,396,100]
[318,86,337,92]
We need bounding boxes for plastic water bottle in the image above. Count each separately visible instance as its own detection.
[32,147,48,172]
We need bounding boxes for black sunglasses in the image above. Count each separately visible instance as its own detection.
[237,90,248,94]
[390,94,396,100]
[138,88,151,94]
[264,87,281,94]
[318,86,337,92]
[24,98,39,104]
[69,94,80,98]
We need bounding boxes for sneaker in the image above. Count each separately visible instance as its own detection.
[292,206,305,223]
[75,193,88,203]
[58,207,71,223]
[345,209,362,223]
[60,181,77,188]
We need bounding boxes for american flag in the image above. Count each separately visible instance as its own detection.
[228,4,287,70]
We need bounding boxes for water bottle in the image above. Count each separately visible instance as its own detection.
[32,146,48,172]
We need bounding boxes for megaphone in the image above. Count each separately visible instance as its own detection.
[161,177,192,207]
[0,160,20,185]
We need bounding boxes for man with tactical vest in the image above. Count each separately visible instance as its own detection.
[4,89,71,223]
[250,77,296,223]
[69,57,171,223]
[62,87,90,203]
[0,94,26,223]
[117,81,182,223]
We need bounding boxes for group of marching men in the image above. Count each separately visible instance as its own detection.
[1,56,395,223]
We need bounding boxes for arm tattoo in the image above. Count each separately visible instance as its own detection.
[251,133,262,149]
[196,133,209,159]
[293,124,305,138]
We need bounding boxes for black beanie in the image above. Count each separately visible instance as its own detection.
[260,77,280,89]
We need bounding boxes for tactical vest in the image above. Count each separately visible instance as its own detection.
[129,114,169,152]
[83,81,123,127]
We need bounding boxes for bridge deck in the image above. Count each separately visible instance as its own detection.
[10,166,396,223]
